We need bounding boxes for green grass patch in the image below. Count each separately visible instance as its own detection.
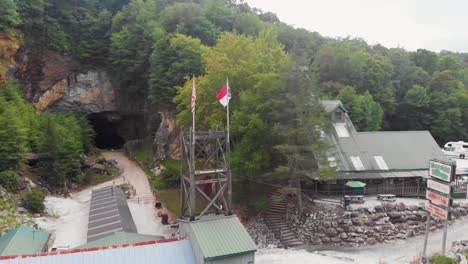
[159,189,208,218]
[429,254,458,264]
[89,174,114,185]
[134,145,153,163]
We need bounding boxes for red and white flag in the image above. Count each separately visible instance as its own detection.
[191,77,196,113]
[216,78,231,107]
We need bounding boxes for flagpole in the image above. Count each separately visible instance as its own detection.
[226,77,230,147]
[226,77,232,215]
[192,76,196,138]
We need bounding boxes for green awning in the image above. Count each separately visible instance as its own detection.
[345,181,366,188]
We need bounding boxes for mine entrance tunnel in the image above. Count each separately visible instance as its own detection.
[88,112,125,149]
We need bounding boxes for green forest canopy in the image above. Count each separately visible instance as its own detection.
[0,0,467,189]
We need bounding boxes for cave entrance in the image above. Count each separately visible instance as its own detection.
[88,112,125,149]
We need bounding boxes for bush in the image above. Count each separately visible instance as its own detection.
[254,198,268,213]
[429,254,458,264]
[0,170,20,192]
[160,158,180,188]
[22,188,46,213]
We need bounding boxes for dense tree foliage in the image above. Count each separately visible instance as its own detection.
[0,0,466,191]
[0,82,95,188]
[0,0,21,33]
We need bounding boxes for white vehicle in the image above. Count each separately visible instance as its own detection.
[443,141,468,159]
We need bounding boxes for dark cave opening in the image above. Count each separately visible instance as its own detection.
[88,112,125,149]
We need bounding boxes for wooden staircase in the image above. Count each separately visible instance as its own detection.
[264,189,304,248]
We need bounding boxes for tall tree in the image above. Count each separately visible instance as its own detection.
[0,0,21,32]
[149,33,207,111]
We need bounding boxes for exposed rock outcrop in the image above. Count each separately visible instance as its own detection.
[14,49,118,113]
[154,111,182,159]
[0,33,20,83]
[45,71,117,113]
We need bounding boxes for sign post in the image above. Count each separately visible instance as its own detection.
[422,160,455,263]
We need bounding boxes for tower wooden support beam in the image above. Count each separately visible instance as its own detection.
[180,127,232,220]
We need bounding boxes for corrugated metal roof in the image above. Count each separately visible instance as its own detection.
[75,232,164,249]
[0,226,49,256]
[87,186,137,242]
[0,239,196,264]
[187,215,256,260]
[327,108,447,172]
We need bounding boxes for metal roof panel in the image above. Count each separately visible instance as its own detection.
[187,215,256,260]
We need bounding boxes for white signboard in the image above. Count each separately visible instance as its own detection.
[427,179,451,195]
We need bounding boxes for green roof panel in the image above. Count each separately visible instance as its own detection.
[75,232,164,249]
[188,215,256,260]
[0,226,49,256]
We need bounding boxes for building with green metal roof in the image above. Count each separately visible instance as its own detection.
[180,215,256,264]
[0,225,50,256]
[75,232,164,249]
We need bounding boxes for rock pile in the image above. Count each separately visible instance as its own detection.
[287,202,468,247]
[448,240,468,264]
[247,217,282,249]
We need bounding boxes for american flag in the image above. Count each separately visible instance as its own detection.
[191,77,196,113]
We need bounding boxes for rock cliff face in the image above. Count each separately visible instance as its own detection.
[154,111,182,159]
[40,71,117,113]
[14,49,118,113]
[0,33,20,83]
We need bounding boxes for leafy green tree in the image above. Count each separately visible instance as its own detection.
[110,0,161,94]
[337,86,383,131]
[336,85,365,125]
[437,55,462,73]
[175,30,290,178]
[361,91,383,131]
[397,84,431,130]
[232,12,264,36]
[0,93,28,171]
[72,9,113,65]
[0,170,20,192]
[271,66,334,212]
[431,108,465,143]
[149,34,207,111]
[411,49,438,74]
[276,25,324,67]
[160,2,219,45]
[38,113,86,187]
[202,0,235,32]
[0,0,21,33]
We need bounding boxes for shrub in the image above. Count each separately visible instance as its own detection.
[254,198,268,213]
[22,188,46,213]
[429,254,458,264]
[160,158,180,188]
[0,170,20,192]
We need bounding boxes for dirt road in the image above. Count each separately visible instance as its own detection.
[101,151,172,237]
[36,151,172,249]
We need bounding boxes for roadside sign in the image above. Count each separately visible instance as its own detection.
[427,203,448,219]
[429,160,453,182]
[427,179,451,195]
[426,189,449,207]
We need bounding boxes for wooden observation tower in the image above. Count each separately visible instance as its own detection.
[180,127,232,220]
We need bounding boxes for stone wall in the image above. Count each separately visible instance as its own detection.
[286,202,468,247]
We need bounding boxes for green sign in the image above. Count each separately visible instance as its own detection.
[429,161,453,182]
